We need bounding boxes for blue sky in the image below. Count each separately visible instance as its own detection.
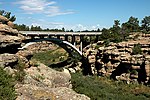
[0,0,150,31]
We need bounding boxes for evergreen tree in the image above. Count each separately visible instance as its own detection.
[141,16,150,32]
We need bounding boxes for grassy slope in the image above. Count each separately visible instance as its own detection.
[71,72,150,100]
[31,47,68,66]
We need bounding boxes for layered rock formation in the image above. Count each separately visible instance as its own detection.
[0,17,25,53]
[84,32,150,84]
[0,16,90,100]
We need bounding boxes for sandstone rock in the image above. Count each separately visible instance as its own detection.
[98,46,105,51]
[145,64,150,77]
[0,34,22,53]
[68,68,76,73]
[88,55,96,63]
[106,61,112,68]
[98,67,106,74]
[131,65,140,70]
[0,24,19,36]
[16,63,90,100]
[15,84,90,100]
[7,21,14,28]
[4,66,16,75]
[24,63,71,88]
[0,53,18,68]
[0,15,9,23]
[16,50,33,60]
[145,55,150,60]
[0,35,22,43]
[116,73,130,83]
[97,41,104,45]
[130,74,138,79]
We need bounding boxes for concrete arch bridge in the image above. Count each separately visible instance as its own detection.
[19,31,102,57]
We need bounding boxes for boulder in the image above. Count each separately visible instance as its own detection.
[16,50,33,60]
[15,84,90,100]
[0,15,9,23]
[7,21,14,28]
[24,63,72,88]
[0,53,18,68]
[0,24,19,36]
[15,63,90,100]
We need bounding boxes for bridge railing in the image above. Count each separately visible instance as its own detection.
[20,31,102,36]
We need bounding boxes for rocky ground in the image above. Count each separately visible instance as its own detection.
[0,15,90,100]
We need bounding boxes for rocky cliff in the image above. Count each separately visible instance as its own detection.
[0,16,25,53]
[0,16,90,100]
[84,32,150,84]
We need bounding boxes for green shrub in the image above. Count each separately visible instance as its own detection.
[0,67,16,100]
[14,59,26,82]
[132,44,142,55]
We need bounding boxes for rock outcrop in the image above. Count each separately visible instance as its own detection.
[83,32,150,84]
[16,85,90,100]
[0,18,25,53]
[15,63,90,100]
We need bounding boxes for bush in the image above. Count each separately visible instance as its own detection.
[14,59,26,82]
[132,44,142,55]
[0,67,16,100]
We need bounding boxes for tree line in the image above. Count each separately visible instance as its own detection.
[98,16,150,45]
[14,24,74,32]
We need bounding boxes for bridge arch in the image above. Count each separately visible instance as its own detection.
[19,38,82,57]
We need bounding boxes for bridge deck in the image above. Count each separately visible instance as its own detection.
[20,31,102,36]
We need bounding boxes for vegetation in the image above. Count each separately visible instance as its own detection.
[0,10,16,22]
[0,67,16,100]
[95,16,150,46]
[31,47,68,70]
[141,16,150,33]
[14,23,72,32]
[71,72,150,100]
[14,59,26,82]
[132,44,142,55]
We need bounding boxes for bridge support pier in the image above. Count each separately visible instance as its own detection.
[72,36,76,46]
[31,36,35,39]
[57,36,60,39]
[95,35,99,42]
[48,35,52,38]
[80,36,83,53]
[65,35,68,41]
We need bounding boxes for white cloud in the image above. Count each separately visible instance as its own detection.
[31,23,41,26]
[15,0,74,16]
[91,24,100,30]
[71,24,87,31]
[49,22,64,25]
[26,17,64,29]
